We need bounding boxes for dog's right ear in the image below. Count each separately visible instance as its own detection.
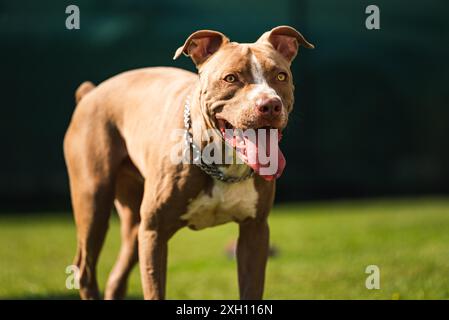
[173,30,229,67]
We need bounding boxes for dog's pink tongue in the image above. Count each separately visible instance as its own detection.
[242,130,286,181]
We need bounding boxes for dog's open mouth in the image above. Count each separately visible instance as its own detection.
[216,118,286,181]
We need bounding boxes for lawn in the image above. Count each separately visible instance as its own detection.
[0,198,448,299]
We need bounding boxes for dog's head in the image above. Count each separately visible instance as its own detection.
[174,26,314,180]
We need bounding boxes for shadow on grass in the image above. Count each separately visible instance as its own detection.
[2,293,143,300]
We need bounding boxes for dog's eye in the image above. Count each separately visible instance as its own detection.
[224,74,237,83]
[277,72,287,82]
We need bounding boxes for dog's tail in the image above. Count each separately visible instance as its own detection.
[75,81,96,104]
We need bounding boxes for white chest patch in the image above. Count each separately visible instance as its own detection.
[181,173,258,230]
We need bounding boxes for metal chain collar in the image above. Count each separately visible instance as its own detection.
[183,95,254,183]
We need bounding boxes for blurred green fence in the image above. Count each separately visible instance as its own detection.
[0,0,448,209]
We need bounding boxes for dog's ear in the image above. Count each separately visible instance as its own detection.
[257,26,314,62]
[173,30,229,67]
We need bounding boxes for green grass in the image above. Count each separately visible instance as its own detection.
[0,198,449,299]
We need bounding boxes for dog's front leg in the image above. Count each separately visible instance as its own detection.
[237,218,270,300]
[138,181,171,300]
[138,218,168,300]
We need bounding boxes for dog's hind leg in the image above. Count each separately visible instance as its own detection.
[70,181,115,300]
[64,102,127,299]
[105,164,143,300]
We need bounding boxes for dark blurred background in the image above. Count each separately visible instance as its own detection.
[0,0,448,211]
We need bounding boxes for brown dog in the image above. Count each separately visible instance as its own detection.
[63,26,314,300]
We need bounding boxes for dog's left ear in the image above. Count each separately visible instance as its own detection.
[258,26,314,62]
[173,30,229,67]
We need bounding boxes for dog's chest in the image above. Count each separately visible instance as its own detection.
[181,178,259,230]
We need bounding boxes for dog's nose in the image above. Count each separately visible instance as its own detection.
[256,97,282,117]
